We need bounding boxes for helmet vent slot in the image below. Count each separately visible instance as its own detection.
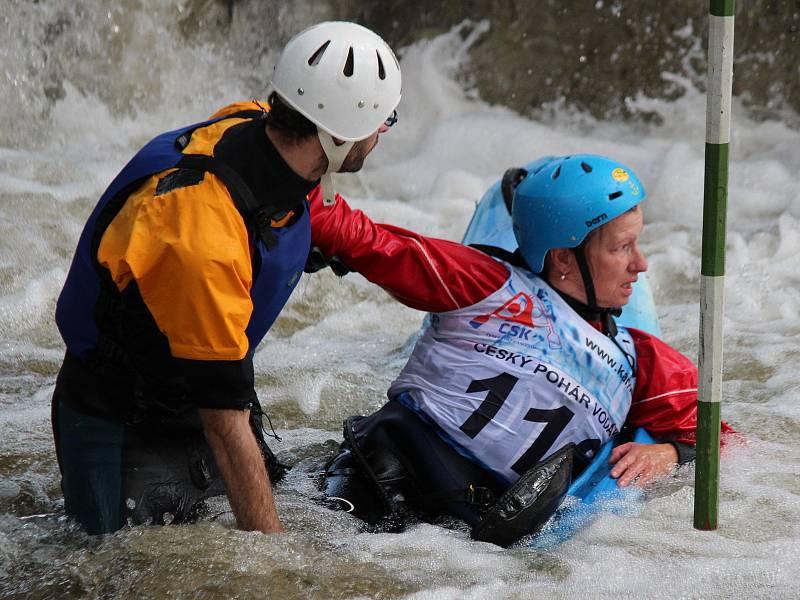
[552,165,562,180]
[580,162,592,173]
[376,50,386,80]
[343,47,355,77]
[308,41,331,66]
[608,191,623,200]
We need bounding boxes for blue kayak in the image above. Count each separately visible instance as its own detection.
[462,160,660,547]
[529,427,656,550]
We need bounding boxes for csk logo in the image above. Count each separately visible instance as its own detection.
[469,291,562,349]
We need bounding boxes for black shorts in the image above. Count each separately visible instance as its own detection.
[52,393,226,535]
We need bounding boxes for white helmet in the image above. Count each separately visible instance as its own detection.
[270,21,402,142]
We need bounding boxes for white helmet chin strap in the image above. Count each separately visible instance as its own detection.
[317,131,354,206]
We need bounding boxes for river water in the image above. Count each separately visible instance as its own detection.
[1,1,799,598]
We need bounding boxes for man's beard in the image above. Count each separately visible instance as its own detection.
[338,137,377,173]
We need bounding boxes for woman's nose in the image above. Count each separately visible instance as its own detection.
[632,245,648,272]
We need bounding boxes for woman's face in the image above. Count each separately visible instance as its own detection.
[584,207,648,308]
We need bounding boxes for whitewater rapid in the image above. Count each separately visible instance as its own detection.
[1,3,799,598]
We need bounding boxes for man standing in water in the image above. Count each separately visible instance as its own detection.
[52,22,401,534]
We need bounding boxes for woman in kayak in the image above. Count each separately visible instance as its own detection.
[306,154,729,545]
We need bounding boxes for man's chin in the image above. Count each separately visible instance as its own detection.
[338,158,366,173]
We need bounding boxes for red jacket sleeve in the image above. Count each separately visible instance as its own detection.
[308,188,509,312]
[625,327,734,445]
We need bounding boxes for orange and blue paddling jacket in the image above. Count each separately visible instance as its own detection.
[55,101,316,417]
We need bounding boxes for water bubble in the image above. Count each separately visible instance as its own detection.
[0,480,21,499]
[126,498,136,509]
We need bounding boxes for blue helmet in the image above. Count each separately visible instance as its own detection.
[511,154,646,273]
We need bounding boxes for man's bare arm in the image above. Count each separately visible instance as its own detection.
[199,408,283,533]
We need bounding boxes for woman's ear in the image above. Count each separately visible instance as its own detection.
[549,248,574,276]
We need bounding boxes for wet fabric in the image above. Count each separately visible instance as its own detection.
[52,101,314,534]
[96,118,314,363]
[471,443,574,547]
[53,394,226,534]
[321,399,577,545]
[321,400,504,527]
[56,102,315,416]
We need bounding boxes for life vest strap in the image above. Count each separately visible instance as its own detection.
[410,483,496,510]
[174,109,267,152]
[248,398,289,483]
[176,154,281,250]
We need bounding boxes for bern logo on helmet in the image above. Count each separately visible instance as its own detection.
[611,168,629,182]
[585,213,608,228]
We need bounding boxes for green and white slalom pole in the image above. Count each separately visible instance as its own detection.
[695,0,735,531]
